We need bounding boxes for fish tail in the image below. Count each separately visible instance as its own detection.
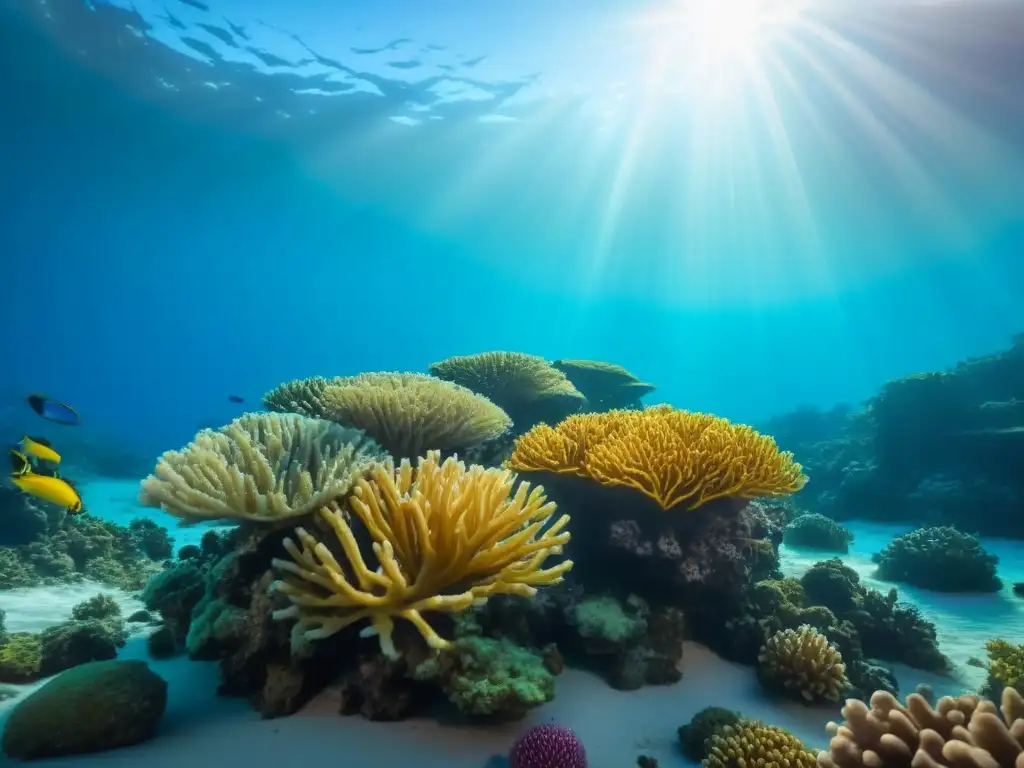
[9,449,30,477]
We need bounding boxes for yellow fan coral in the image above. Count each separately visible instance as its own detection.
[758,625,848,703]
[271,451,572,658]
[508,405,807,511]
[818,686,1024,768]
[704,721,818,768]
[428,351,584,420]
[139,413,385,524]
[318,372,512,459]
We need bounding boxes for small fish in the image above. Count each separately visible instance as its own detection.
[26,394,80,426]
[9,451,85,514]
[20,435,60,464]
[228,395,245,404]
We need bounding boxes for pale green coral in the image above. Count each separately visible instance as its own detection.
[571,596,645,644]
[412,636,554,718]
[0,633,42,683]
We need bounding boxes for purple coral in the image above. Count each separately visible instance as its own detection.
[509,724,588,768]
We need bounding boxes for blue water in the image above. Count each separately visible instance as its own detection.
[2,0,1024,765]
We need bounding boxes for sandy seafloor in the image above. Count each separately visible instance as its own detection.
[1,479,1022,767]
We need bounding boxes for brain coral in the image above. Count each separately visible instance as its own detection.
[508,405,807,510]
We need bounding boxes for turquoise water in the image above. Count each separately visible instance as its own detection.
[2,1,1024,766]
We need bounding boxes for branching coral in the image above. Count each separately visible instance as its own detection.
[758,624,848,703]
[818,686,1024,768]
[317,372,512,459]
[508,405,807,511]
[139,413,385,524]
[272,451,573,658]
[428,351,584,429]
[704,720,818,768]
[985,639,1024,696]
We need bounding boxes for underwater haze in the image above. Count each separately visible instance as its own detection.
[3,1,1024,766]
[1,0,1024,456]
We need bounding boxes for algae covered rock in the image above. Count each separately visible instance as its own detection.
[1,659,167,760]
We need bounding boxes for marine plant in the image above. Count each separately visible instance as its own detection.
[272,451,572,658]
[703,720,818,768]
[873,525,1002,593]
[508,405,807,510]
[428,351,585,430]
[265,372,512,459]
[551,358,656,411]
[569,595,646,646]
[783,513,854,553]
[139,412,385,524]
[757,624,849,704]
[818,686,1024,768]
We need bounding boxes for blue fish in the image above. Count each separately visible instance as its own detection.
[26,394,80,426]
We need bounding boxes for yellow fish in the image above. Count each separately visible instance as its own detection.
[9,450,85,514]
[20,435,60,464]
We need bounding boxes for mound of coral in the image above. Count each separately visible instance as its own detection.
[783,513,854,553]
[873,526,1002,593]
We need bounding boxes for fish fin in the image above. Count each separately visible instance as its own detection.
[9,450,30,477]
[24,435,53,447]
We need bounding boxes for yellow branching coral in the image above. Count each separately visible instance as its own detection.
[508,405,807,511]
[139,413,385,524]
[986,639,1024,694]
[271,451,573,658]
[818,686,1024,768]
[428,351,584,419]
[758,625,848,703]
[318,372,512,459]
[704,721,818,768]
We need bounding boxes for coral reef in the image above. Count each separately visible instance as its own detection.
[0,512,168,590]
[509,724,588,768]
[1,660,167,760]
[139,412,386,523]
[818,686,1024,768]
[428,351,585,433]
[873,526,1002,593]
[273,451,572,658]
[767,336,1024,538]
[704,721,818,768]
[783,513,854,553]
[757,625,849,704]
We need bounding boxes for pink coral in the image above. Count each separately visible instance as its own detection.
[509,724,587,768]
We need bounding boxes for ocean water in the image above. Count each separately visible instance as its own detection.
[2,0,1024,766]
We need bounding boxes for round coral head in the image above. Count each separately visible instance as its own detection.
[509,724,587,768]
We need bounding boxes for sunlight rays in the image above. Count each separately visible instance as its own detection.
[349,0,1024,305]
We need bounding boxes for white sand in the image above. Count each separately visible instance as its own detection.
[2,502,1021,766]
